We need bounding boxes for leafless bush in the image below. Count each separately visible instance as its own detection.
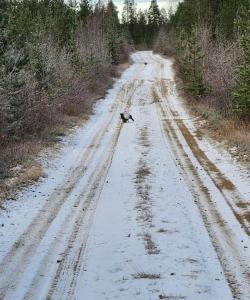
[195,26,243,115]
[0,139,45,179]
[0,36,76,138]
[76,15,111,76]
[154,27,176,57]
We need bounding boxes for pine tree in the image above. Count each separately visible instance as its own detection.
[122,0,136,40]
[233,17,250,118]
[148,0,161,27]
[104,0,121,65]
[177,30,205,96]
[134,9,147,46]
[79,0,92,24]
[147,0,162,46]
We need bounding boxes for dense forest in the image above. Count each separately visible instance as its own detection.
[0,0,249,179]
[0,0,132,139]
[154,0,250,120]
[121,0,250,120]
[0,0,133,178]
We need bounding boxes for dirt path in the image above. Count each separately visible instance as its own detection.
[0,51,249,300]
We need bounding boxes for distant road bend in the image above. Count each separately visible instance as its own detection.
[0,51,249,300]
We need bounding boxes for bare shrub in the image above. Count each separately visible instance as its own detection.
[195,26,243,115]
[154,27,176,57]
[0,139,45,179]
[0,36,75,138]
[19,165,44,184]
[192,103,250,161]
[76,14,111,76]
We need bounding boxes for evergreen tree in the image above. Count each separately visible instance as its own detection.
[0,0,132,139]
[79,0,92,24]
[147,0,162,46]
[104,0,121,65]
[165,0,250,118]
[134,9,147,46]
[122,0,136,40]
[178,30,205,96]
[148,0,162,27]
[233,17,250,118]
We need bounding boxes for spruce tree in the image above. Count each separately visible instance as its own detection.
[233,17,250,118]
[79,0,92,24]
[104,0,121,65]
[134,9,147,46]
[122,0,136,40]
[147,0,162,46]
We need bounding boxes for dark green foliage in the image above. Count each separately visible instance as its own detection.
[163,0,250,119]
[79,0,92,24]
[104,1,123,65]
[0,0,131,138]
[122,0,137,41]
[147,0,162,45]
[121,0,163,48]
[177,31,206,96]
[168,0,249,39]
[133,9,147,46]
[233,17,250,119]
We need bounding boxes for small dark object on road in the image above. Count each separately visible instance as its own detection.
[120,113,134,123]
[144,62,148,65]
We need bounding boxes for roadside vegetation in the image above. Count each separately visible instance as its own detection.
[0,0,133,196]
[0,0,249,200]
[153,0,250,160]
[0,0,166,199]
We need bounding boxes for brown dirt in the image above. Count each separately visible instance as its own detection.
[143,232,160,255]
[133,272,161,279]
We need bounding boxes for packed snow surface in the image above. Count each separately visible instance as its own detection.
[0,51,249,300]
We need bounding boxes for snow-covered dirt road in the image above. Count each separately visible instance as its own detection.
[0,51,250,300]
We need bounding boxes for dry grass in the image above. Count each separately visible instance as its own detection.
[143,233,160,255]
[158,295,186,299]
[0,62,130,205]
[0,163,45,203]
[0,140,46,179]
[134,159,153,225]
[159,79,169,98]
[151,86,161,103]
[172,63,250,164]
[139,127,150,148]
[193,103,250,163]
[133,272,161,279]
[19,165,45,185]
[169,31,249,164]
[134,162,151,184]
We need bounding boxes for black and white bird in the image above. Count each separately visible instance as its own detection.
[120,112,134,123]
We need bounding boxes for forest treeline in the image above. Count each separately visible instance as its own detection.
[0,0,165,143]
[154,0,250,120]
[0,0,134,178]
[0,0,249,180]
[0,0,132,139]
[0,0,168,179]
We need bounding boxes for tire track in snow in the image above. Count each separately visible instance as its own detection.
[0,66,143,299]
[154,80,250,299]
[44,79,143,300]
[0,51,249,300]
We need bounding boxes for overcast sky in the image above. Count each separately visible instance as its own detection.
[113,0,181,17]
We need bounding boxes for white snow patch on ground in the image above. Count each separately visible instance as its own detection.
[0,51,249,300]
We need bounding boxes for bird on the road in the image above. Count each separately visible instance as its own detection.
[120,112,134,123]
